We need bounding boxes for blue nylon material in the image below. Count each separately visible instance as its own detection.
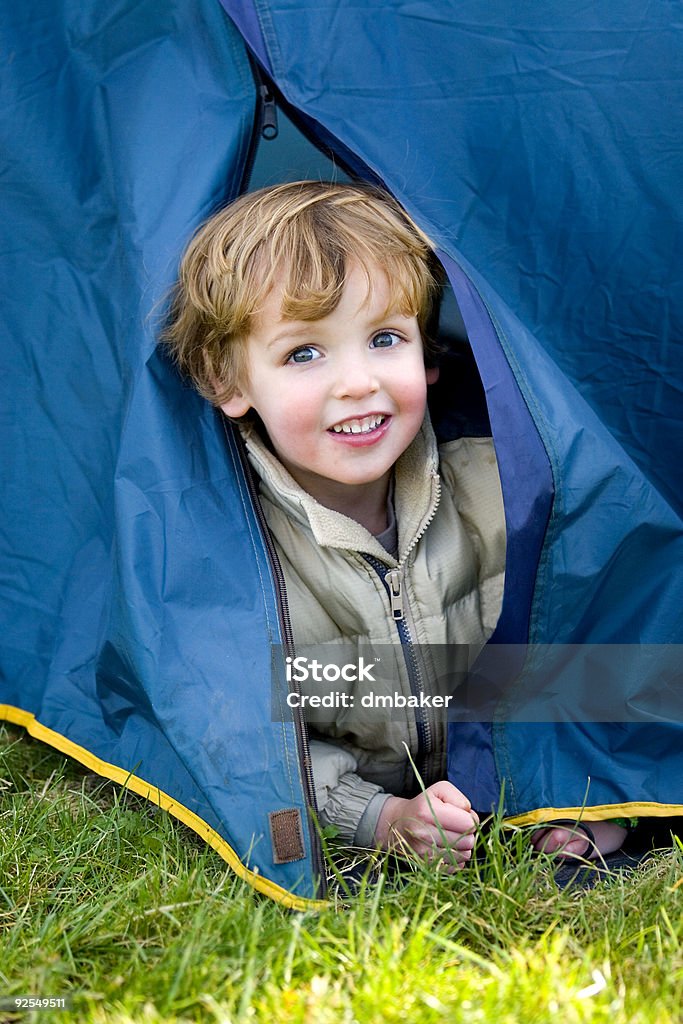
[233,0,683,515]
[3,0,683,903]
[1,0,315,896]
[227,0,683,815]
[439,254,553,646]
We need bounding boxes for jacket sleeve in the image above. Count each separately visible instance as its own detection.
[310,739,391,847]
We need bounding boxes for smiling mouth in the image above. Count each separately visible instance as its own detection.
[329,414,387,435]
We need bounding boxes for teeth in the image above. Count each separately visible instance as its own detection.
[331,415,386,435]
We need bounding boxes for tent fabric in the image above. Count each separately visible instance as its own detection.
[228,0,683,516]
[1,0,320,905]
[2,0,682,904]
[222,0,683,818]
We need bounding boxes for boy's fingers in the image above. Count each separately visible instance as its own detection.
[401,824,476,854]
[422,801,478,836]
[423,835,474,864]
[427,780,473,810]
[452,832,476,850]
[386,788,480,854]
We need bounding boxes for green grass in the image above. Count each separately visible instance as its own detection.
[1,724,681,1023]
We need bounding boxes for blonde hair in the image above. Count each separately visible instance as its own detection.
[163,180,443,405]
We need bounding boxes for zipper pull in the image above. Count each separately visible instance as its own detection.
[385,569,404,621]
[259,84,278,140]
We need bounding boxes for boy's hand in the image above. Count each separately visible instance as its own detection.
[374,781,479,868]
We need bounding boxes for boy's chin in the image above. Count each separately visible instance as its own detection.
[287,464,393,495]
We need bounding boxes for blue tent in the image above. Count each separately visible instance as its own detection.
[2,1,681,907]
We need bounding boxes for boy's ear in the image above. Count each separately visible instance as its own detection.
[426,366,440,386]
[219,390,252,418]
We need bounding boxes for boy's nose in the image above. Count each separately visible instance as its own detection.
[333,356,380,400]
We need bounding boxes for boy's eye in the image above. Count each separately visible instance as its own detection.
[371,331,401,349]
[287,346,321,364]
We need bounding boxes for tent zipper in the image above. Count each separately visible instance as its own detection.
[239,55,279,194]
[258,80,278,140]
[231,425,325,891]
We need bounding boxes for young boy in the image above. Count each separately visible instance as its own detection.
[165,180,627,866]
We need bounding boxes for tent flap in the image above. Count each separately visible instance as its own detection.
[2,0,682,897]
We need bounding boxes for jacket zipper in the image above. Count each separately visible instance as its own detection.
[361,472,441,776]
[363,555,432,764]
[230,424,325,891]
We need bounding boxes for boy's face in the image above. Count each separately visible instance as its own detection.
[221,261,438,510]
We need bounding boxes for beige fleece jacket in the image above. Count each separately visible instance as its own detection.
[241,416,506,847]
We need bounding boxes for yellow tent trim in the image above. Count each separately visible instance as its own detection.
[0,704,328,912]
[505,803,683,827]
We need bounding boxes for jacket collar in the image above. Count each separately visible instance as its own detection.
[239,415,441,565]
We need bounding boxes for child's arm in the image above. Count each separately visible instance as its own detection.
[311,739,387,844]
[311,742,478,866]
[373,781,479,866]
